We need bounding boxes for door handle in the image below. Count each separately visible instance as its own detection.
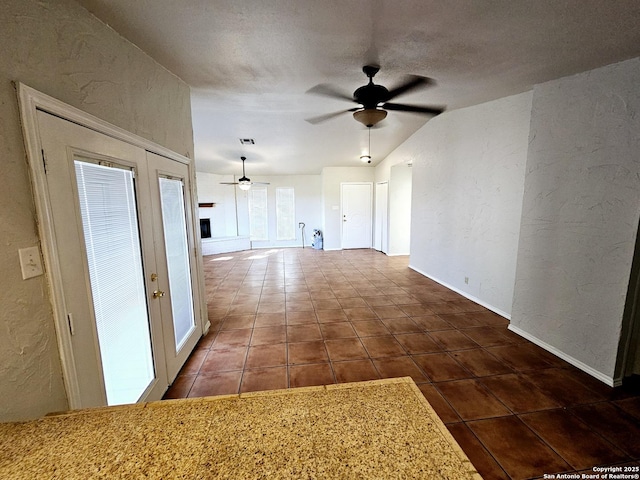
[153,290,165,298]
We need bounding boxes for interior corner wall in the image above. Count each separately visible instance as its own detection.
[405,91,533,316]
[511,57,640,383]
[0,0,193,422]
[321,167,375,250]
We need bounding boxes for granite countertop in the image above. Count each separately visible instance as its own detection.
[0,377,482,479]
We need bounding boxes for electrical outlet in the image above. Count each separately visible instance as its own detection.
[464,276,469,285]
[19,246,44,280]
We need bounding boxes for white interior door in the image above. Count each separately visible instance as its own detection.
[37,110,202,408]
[374,182,389,253]
[148,152,201,382]
[341,183,373,249]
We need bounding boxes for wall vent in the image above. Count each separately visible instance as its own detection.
[239,138,255,145]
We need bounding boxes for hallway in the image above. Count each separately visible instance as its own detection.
[165,248,640,479]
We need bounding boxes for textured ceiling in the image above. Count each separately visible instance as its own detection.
[76,0,640,175]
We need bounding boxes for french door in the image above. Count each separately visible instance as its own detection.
[38,110,201,408]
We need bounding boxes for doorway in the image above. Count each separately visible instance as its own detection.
[341,183,373,249]
[20,86,206,409]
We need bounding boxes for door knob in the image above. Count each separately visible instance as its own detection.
[153,290,165,298]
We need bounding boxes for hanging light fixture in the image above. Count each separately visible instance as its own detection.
[360,127,373,163]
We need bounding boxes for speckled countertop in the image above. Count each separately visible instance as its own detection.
[0,377,482,479]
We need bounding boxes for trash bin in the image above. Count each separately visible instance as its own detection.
[312,229,323,250]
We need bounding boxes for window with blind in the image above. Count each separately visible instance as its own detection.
[248,186,268,241]
[74,160,155,405]
[276,187,295,240]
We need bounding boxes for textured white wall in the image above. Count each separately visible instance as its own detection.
[0,0,193,421]
[511,58,640,382]
[407,92,532,316]
[388,164,412,255]
[321,167,375,250]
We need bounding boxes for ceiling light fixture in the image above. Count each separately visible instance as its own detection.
[353,108,387,128]
[360,127,373,164]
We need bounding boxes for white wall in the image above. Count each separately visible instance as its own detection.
[196,173,322,248]
[248,175,322,249]
[388,163,412,255]
[511,57,640,384]
[400,92,532,316]
[321,167,375,250]
[196,172,238,237]
[0,0,193,422]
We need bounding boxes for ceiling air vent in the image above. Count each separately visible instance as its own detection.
[239,138,255,145]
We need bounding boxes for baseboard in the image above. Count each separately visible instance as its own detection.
[250,244,309,250]
[408,264,511,320]
[507,324,618,387]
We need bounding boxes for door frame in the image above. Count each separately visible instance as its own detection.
[374,182,388,254]
[17,84,209,409]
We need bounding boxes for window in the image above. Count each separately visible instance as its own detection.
[248,186,268,241]
[276,187,296,240]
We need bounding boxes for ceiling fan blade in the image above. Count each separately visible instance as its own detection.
[220,182,239,185]
[305,108,357,125]
[252,182,270,185]
[306,84,355,102]
[385,75,434,101]
[383,102,444,115]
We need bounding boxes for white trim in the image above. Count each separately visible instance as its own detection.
[17,83,207,408]
[507,324,618,387]
[18,84,190,164]
[18,85,82,408]
[408,264,511,319]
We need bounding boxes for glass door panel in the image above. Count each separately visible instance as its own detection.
[158,176,195,351]
[75,160,155,405]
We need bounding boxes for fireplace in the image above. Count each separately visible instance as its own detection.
[200,219,211,239]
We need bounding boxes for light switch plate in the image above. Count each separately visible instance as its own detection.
[19,246,44,280]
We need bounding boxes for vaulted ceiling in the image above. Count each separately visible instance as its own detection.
[76,0,640,175]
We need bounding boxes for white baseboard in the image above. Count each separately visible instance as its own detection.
[408,264,511,320]
[507,324,618,387]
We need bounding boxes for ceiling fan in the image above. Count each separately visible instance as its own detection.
[220,156,270,191]
[305,65,444,127]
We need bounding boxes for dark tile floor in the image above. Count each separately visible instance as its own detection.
[164,248,640,480]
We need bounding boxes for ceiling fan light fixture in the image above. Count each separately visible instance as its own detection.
[360,155,371,163]
[353,108,387,127]
[238,176,251,190]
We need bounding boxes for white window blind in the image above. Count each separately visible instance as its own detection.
[276,187,295,240]
[159,177,195,352]
[74,160,155,406]
[248,186,268,241]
